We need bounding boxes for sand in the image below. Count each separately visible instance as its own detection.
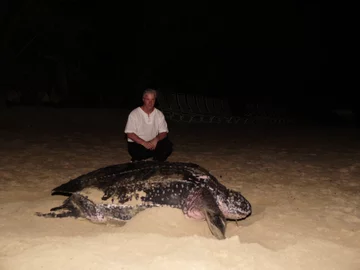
[0,107,359,270]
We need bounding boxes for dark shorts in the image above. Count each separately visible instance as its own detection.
[127,137,173,162]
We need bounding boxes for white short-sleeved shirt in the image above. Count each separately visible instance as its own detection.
[124,107,169,142]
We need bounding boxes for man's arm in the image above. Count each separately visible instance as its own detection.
[126,133,146,145]
[148,132,167,150]
[155,132,167,141]
[150,132,167,144]
[156,113,169,143]
[126,133,157,150]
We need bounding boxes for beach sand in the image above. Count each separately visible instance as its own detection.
[0,107,359,270]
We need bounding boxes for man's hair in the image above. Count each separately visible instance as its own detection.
[143,88,157,99]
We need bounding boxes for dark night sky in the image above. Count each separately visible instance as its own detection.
[1,0,349,110]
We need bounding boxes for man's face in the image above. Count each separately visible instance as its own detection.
[143,93,156,109]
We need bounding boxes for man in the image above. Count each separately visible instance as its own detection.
[124,89,173,162]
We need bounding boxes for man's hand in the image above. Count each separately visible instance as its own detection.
[141,141,154,150]
[139,135,163,150]
[148,137,159,150]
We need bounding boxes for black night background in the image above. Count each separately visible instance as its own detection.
[0,0,354,125]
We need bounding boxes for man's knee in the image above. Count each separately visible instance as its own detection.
[158,138,173,151]
[128,142,152,161]
[154,138,173,161]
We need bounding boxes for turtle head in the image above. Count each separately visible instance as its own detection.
[217,190,252,220]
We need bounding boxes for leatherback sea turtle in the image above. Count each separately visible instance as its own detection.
[36,161,252,239]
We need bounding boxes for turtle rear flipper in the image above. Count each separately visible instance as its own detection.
[36,194,100,220]
[36,196,83,219]
[183,188,226,240]
[36,193,148,223]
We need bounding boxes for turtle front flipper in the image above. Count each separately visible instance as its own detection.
[204,208,226,240]
[183,188,226,240]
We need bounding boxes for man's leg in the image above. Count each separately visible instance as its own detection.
[127,142,152,162]
[153,137,173,161]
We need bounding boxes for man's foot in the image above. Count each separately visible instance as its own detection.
[131,157,153,163]
[153,157,167,162]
